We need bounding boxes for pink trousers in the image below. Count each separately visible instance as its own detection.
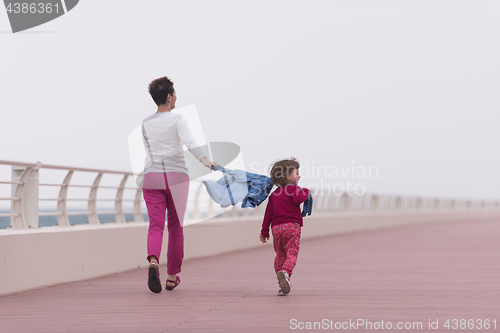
[272,223,301,281]
[142,172,189,276]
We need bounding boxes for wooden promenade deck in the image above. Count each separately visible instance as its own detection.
[1,216,499,332]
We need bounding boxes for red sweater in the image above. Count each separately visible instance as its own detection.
[260,184,310,238]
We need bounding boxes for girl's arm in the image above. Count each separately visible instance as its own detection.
[260,198,273,239]
[292,186,310,205]
[260,234,269,244]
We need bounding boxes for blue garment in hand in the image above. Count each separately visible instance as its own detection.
[302,193,313,217]
[242,171,274,208]
[203,165,274,208]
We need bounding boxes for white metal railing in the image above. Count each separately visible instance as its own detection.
[311,191,500,212]
[0,160,144,228]
[0,160,499,229]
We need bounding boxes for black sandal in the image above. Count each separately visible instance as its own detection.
[148,263,162,293]
[165,276,180,291]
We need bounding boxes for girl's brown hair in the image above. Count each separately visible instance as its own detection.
[269,157,300,186]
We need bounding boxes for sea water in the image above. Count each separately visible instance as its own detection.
[0,212,150,229]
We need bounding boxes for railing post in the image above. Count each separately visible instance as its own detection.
[333,194,342,212]
[370,194,379,210]
[207,196,215,217]
[354,194,363,210]
[350,194,358,210]
[88,173,103,224]
[326,193,334,212]
[231,205,238,217]
[330,194,338,212]
[379,196,388,209]
[415,197,422,209]
[193,182,204,220]
[434,199,440,209]
[394,196,402,209]
[361,194,370,210]
[134,179,144,222]
[11,165,39,228]
[317,193,326,212]
[57,171,73,226]
[340,192,350,211]
[320,193,331,212]
[115,175,128,223]
[254,200,266,216]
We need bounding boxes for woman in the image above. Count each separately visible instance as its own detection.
[142,76,216,293]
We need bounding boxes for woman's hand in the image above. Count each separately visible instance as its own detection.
[200,157,218,170]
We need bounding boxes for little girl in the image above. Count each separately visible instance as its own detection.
[260,158,310,296]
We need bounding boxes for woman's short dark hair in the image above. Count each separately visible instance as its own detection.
[269,157,300,186]
[148,76,174,106]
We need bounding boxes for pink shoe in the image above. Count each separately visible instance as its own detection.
[278,288,287,296]
[277,271,290,295]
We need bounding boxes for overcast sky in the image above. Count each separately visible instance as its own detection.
[1,0,499,202]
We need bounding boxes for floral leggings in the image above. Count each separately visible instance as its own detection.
[272,223,301,281]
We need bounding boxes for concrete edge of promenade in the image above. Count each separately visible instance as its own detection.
[1,208,499,295]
